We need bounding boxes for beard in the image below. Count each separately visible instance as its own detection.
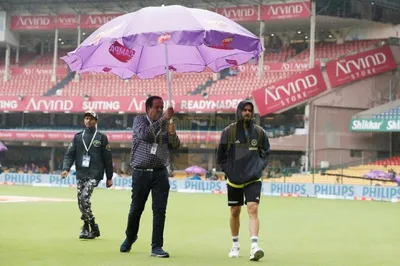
[243,117,251,127]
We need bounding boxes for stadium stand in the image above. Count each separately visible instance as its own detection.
[291,39,383,61]
[60,72,213,96]
[374,106,400,119]
[0,75,62,96]
[204,70,300,97]
[0,0,398,190]
[264,48,296,62]
[0,50,37,66]
[368,155,400,166]
[33,50,70,67]
[0,40,387,97]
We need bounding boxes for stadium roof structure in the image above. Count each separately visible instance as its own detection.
[1,0,400,13]
[259,15,385,33]
[1,0,397,17]
[3,2,388,40]
[10,16,386,48]
[0,0,262,14]
[1,0,396,48]
[1,0,397,31]
[357,0,400,12]
[7,16,389,52]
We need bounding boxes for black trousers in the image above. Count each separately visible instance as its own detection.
[125,167,170,248]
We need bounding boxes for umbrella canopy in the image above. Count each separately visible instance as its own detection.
[61,5,263,104]
[0,141,8,152]
[363,171,377,179]
[185,165,207,175]
[364,170,394,179]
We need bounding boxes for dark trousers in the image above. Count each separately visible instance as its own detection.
[125,168,170,248]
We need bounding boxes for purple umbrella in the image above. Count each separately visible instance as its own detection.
[363,172,378,179]
[61,4,263,105]
[368,170,391,179]
[395,176,400,186]
[0,141,7,152]
[364,170,396,180]
[185,165,207,175]
[377,171,392,179]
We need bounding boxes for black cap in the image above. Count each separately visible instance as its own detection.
[84,110,98,120]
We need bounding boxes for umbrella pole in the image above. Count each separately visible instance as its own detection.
[164,44,172,108]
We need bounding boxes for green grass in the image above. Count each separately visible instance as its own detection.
[0,185,399,266]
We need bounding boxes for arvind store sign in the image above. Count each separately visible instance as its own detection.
[251,67,327,116]
[325,46,397,87]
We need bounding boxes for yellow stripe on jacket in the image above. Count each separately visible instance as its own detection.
[226,178,262,188]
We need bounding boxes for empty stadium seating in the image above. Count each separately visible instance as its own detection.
[273,153,400,187]
[34,50,69,67]
[0,51,37,66]
[15,52,37,66]
[279,170,397,186]
[374,106,400,120]
[0,75,61,96]
[369,155,400,166]
[291,39,381,61]
[0,40,382,97]
[204,71,299,97]
[60,72,213,97]
[311,155,400,187]
[264,48,296,62]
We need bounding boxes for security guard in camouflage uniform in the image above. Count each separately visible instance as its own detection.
[61,111,114,239]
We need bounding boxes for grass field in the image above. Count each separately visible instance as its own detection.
[0,185,399,266]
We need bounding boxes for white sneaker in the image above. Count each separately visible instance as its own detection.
[229,246,240,258]
[250,246,264,261]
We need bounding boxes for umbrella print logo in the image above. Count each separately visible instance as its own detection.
[158,33,172,43]
[222,37,233,44]
[222,36,234,48]
[204,19,228,29]
[225,59,238,65]
[109,41,136,63]
[88,24,123,45]
[205,36,234,50]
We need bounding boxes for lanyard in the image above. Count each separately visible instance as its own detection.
[82,129,97,154]
[146,115,161,141]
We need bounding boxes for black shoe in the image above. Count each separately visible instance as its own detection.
[79,222,90,239]
[151,247,169,258]
[87,223,100,239]
[120,235,138,253]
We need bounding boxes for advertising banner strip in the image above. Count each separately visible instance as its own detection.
[1,174,399,202]
[10,14,123,30]
[215,1,310,22]
[0,130,221,143]
[238,61,319,72]
[349,118,400,132]
[0,95,247,114]
[0,67,68,76]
